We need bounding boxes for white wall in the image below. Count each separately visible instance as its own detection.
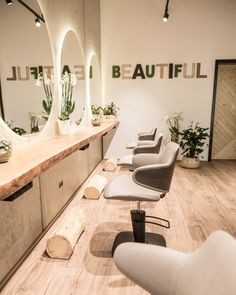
[101,0,236,158]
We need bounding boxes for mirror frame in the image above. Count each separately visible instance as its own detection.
[88,53,102,108]
[59,29,86,123]
[0,79,4,120]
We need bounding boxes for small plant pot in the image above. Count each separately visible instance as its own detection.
[102,115,117,123]
[0,149,12,163]
[180,156,200,169]
[91,119,101,126]
[57,119,71,135]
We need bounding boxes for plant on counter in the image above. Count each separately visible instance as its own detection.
[29,112,42,133]
[91,105,103,126]
[6,121,26,136]
[91,105,103,117]
[0,139,12,163]
[179,121,209,168]
[164,111,183,143]
[0,140,11,152]
[103,101,119,116]
[36,72,53,121]
[58,72,77,121]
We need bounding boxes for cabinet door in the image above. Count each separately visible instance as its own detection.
[40,149,88,228]
[0,177,42,285]
[102,127,117,158]
[88,138,102,174]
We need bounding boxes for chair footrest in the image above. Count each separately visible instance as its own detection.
[112,231,166,255]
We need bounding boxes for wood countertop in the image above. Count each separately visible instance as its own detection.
[0,122,119,201]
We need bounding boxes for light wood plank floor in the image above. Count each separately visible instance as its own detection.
[1,160,236,295]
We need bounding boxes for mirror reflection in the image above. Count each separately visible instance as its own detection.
[0,0,53,135]
[61,30,85,124]
[90,54,102,107]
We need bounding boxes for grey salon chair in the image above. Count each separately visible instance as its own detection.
[104,142,179,254]
[119,133,163,170]
[114,230,236,295]
[138,127,157,140]
[126,127,157,149]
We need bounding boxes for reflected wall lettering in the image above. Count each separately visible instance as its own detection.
[6,65,93,81]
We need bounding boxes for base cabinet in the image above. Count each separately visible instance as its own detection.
[88,138,102,174]
[0,177,42,284]
[40,149,89,229]
[102,126,116,157]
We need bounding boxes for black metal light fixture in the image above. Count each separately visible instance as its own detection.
[6,0,45,26]
[35,16,41,27]
[5,0,13,5]
[163,0,169,23]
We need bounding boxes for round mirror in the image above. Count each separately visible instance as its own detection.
[0,0,53,136]
[61,30,85,124]
[90,54,102,107]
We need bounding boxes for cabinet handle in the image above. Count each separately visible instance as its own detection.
[112,126,116,130]
[59,180,64,188]
[79,144,89,151]
[103,132,108,137]
[3,181,33,202]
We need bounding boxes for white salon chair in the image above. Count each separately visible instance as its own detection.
[126,127,157,149]
[118,133,163,170]
[104,142,179,254]
[114,230,236,295]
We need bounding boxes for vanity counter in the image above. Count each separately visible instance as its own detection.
[0,122,118,201]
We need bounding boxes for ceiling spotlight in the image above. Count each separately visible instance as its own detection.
[163,0,170,23]
[5,0,13,5]
[163,12,169,22]
[35,17,41,27]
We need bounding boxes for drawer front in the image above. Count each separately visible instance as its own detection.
[0,177,42,284]
[88,138,102,174]
[40,149,88,228]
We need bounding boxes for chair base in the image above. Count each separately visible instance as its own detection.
[112,231,166,255]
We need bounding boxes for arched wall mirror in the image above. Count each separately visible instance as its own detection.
[61,30,85,124]
[0,0,53,136]
[89,54,102,107]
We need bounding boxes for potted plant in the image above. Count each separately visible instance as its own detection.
[29,112,42,133]
[0,140,12,163]
[179,122,209,168]
[91,105,103,126]
[102,101,119,122]
[36,72,53,121]
[57,72,77,135]
[7,121,26,136]
[164,112,183,143]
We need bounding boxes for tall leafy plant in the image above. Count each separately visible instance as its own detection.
[179,122,209,158]
[59,72,77,121]
[36,72,53,120]
[164,112,183,143]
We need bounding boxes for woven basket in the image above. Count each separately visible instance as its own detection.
[0,149,12,163]
[180,156,200,169]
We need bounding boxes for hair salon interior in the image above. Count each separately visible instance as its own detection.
[0,0,236,294]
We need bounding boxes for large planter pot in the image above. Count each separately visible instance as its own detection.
[102,115,117,123]
[180,156,200,169]
[57,119,71,135]
[0,149,12,163]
